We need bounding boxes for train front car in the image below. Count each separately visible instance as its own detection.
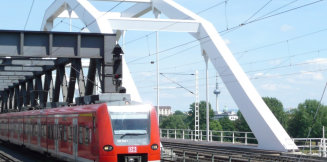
[98,104,160,162]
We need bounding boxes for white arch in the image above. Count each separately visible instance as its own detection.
[41,0,298,151]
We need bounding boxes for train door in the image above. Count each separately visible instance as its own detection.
[55,118,59,156]
[73,118,78,161]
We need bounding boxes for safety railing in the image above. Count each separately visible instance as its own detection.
[160,129,327,157]
[160,129,257,145]
[293,138,327,157]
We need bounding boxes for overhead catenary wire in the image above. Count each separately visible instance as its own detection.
[140,67,327,94]
[130,43,327,76]
[135,58,327,89]
[126,0,326,64]
[256,0,299,20]
[160,73,195,95]
[24,0,35,30]
[298,81,327,161]
[243,0,273,23]
[123,0,227,48]
[80,1,124,31]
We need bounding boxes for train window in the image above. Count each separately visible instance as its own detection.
[63,125,67,141]
[34,124,38,136]
[67,126,72,142]
[41,125,46,137]
[58,125,62,140]
[78,126,83,144]
[48,125,52,139]
[20,123,23,135]
[84,127,90,145]
[24,124,28,135]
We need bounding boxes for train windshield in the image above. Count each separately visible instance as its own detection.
[110,111,150,146]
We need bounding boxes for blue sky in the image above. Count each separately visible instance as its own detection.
[0,0,326,112]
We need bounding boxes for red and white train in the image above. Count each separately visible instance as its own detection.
[0,103,160,162]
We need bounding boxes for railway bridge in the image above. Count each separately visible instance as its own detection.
[0,0,325,161]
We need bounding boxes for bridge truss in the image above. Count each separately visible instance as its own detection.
[0,30,123,112]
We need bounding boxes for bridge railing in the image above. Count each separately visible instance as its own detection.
[160,129,327,157]
[160,129,257,145]
[292,138,327,157]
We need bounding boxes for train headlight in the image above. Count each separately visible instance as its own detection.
[103,145,113,151]
[151,144,158,150]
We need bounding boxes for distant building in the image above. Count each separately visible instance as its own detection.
[156,106,172,116]
[213,111,239,121]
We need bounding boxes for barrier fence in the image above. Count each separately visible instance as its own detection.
[160,129,327,157]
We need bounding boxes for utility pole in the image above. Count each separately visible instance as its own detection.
[195,70,199,141]
[154,9,161,124]
[323,126,326,157]
[203,51,209,142]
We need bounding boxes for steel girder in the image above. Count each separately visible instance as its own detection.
[0,30,123,112]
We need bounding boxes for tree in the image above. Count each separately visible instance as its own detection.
[160,114,189,129]
[210,120,222,131]
[234,97,287,132]
[287,100,327,138]
[219,117,235,131]
[234,110,251,132]
[174,110,184,115]
[187,101,215,130]
[262,97,288,129]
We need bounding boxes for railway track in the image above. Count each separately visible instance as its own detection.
[0,140,64,162]
[0,150,19,162]
[161,140,327,162]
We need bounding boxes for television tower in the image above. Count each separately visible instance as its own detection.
[213,73,221,114]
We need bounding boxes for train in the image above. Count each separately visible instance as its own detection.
[0,103,160,162]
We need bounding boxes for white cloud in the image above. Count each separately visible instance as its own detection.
[224,39,231,45]
[261,83,277,91]
[261,83,291,91]
[299,71,324,81]
[254,72,264,77]
[280,24,294,32]
[269,59,282,66]
[305,58,327,66]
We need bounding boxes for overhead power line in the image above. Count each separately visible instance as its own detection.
[140,68,327,94]
[257,0,299,19]
[136,58,327,88]
[80,1,124,31]
[299,80,327,161]
[127,0,326,64]
[220,0,325,35]
[244,0,273,23]
[24,0,35,30]
[160,73,194,94]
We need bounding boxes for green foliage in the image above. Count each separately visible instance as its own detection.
[262,97,288,129]
[174,110,184,115]
[219,117,235,131]
[159,98,327,139]
[187,101,215,130]
[210,120,222,131]
[160,113,189,129]
[235,110,251,132]
[287,100,327,138]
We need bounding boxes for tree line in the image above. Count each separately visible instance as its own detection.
[160,97,327,138]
